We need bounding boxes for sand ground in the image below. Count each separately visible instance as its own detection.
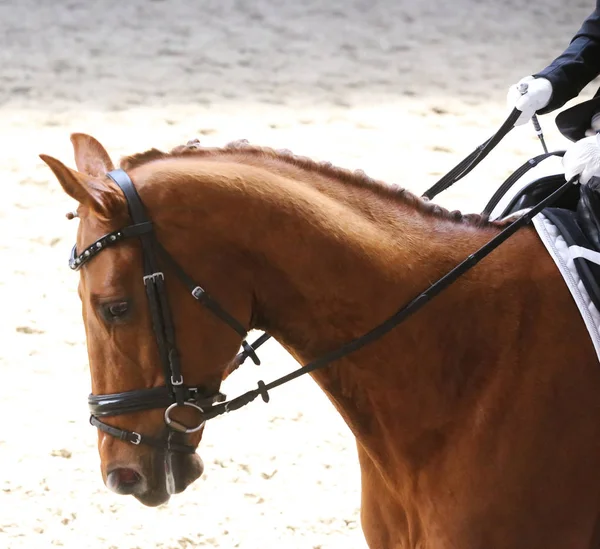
[0,0,598,547]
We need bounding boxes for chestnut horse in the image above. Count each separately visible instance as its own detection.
[41,134,600,549]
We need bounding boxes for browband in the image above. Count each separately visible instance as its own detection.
[69,222,153,270]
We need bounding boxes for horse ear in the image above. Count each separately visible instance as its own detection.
[39,154,121,218]
[70,133,115,177]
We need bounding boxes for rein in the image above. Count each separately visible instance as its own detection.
[77,107,575,453]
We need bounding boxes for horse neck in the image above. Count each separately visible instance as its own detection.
[142,156,529,467]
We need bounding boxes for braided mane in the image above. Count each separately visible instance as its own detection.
[119,139,500,228]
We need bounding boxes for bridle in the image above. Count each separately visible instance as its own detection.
[72,169,263,454]
[71,110,574,455]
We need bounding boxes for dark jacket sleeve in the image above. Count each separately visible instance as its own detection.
[534,2,600,114]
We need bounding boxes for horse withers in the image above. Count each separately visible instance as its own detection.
[41,133,600,549]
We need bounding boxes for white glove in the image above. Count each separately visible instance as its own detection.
[563,133,600,184]
[506,76,553,126]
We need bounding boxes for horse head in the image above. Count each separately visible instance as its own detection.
[41,134,253,506]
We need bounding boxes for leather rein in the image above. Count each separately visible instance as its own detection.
[73,108,573,454]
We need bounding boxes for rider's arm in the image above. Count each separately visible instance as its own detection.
[534,3,600,114]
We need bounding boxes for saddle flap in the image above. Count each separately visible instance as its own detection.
[577,176,600,250]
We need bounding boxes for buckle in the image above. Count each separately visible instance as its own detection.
[171,375,184,386]
[191,286,206,301]
[130,432,142,445]
[143,272,164,285]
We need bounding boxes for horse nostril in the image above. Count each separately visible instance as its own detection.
[106,468,143,495]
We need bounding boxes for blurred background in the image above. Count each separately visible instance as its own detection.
[0,0,596,547]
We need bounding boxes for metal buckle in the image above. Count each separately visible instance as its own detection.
[171,375,184,386]
[143,272,164,285]
[191,286,205,300]
[130,432,142,445]
[164,402,206,434]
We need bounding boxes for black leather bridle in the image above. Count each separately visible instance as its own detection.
[72,169,264,454]
[71,114,574,455]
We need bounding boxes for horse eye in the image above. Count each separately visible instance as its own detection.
[101,301,130,322]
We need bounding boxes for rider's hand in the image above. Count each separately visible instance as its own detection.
[563,134,600,184]
[506,76,553,126]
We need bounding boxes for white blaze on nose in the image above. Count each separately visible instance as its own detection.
[164,451,176,495]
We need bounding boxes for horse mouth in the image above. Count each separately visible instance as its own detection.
[135,489,172,507]
[164,449,204,496]
[150,451,204,506]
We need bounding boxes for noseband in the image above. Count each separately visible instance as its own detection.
[72,169,262,454]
